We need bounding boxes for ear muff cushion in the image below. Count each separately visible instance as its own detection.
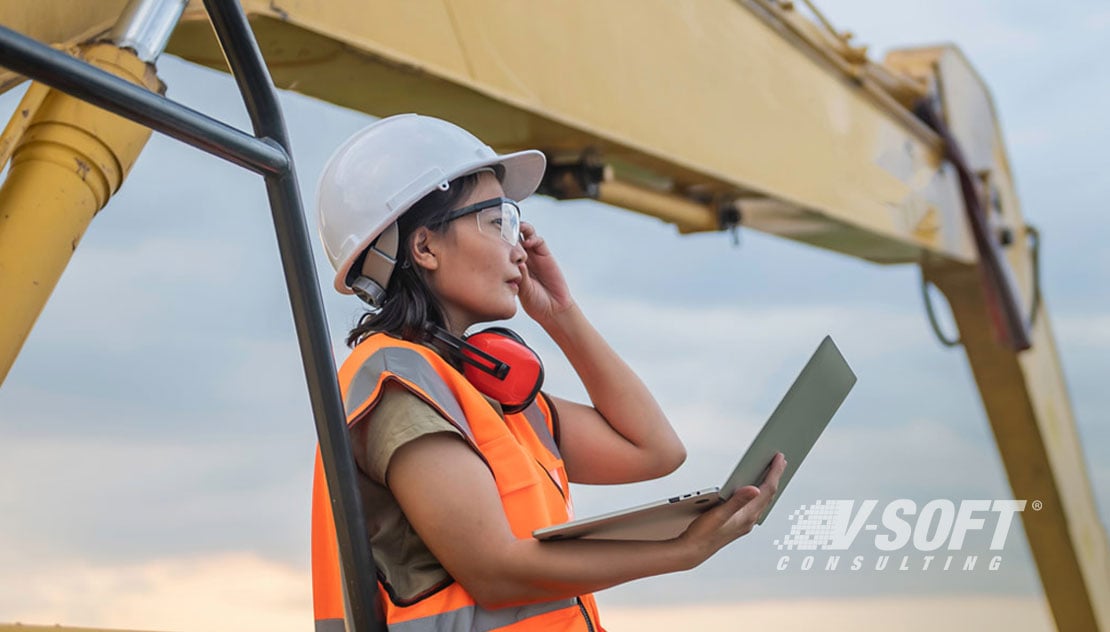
[461,329,544,413]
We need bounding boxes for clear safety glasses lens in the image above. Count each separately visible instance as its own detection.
[475,201,521,245]
[445,197,522,245]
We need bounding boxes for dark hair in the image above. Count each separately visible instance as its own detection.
[345,173,481,347]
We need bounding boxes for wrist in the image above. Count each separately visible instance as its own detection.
[537,300,582,338]
[671,534,711,572]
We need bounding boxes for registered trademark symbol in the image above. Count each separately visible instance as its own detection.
[1032,500,1043,511]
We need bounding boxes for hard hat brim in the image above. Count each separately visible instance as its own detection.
[491,149,547,202]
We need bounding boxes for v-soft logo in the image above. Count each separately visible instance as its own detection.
[772,499,1030,572]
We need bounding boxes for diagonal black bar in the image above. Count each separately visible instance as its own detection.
[203,0,288,145]
[202,1,383,630]
[0,23,287,175]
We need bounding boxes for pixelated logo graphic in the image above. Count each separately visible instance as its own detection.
[772,499,1031,572]
[774,499,846,551]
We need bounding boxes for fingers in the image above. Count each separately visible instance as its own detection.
[681,487,756,543]
[726,453,785,503]
[519,221,549,254]
[742,453,786,524]
[761,452,787,497]
[678,454,788,563]
[726,453,787,523]
[696,486,763,542]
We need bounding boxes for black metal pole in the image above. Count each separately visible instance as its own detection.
[201,0,288,145]
[0,6,384,631]
[0,23,288,175]
[202,2,383,630]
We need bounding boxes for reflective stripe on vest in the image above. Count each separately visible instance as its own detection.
[344,346,475,443]
[344,344,560,468]
[315,618,345,632]
[522,401,560,460]
[388,598,578,632]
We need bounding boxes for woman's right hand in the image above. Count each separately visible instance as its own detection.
[676,452,787,567]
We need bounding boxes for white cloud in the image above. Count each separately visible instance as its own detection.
[599,595,1054,632]
[812,416,1011,498]
[520,294,936,412]
[0,554,1053,632]
[0,431,314,564]
[817,0,1047,60]
[1088,8,1110,31]
[0,553,310,632]
[1009,126,1056,153]
[1054,313,1110,349]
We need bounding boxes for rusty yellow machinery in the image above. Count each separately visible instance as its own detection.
[0,1,1106,631]
[0,42,159,384]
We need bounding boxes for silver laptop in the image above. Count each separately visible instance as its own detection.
[533,336,856,541]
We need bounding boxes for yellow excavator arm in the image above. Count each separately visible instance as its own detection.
[0,1,1106,631]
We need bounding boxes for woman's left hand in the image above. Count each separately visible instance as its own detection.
[517,221,576,324]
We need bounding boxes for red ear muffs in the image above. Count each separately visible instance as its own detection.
[460,327,544,414]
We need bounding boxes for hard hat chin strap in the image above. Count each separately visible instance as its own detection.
[351,222,400,306]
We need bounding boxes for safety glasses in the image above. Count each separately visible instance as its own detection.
[443,197,522,245]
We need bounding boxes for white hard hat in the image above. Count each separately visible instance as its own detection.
[317,113,546,301]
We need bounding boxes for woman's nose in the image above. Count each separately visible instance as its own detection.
[511,239,527,264]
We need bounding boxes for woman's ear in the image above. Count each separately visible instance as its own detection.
[409,226,440,272]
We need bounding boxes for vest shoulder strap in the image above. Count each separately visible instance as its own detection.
[343,340,476,443]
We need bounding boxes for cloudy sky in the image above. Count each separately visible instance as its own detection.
[1,1,1107,630]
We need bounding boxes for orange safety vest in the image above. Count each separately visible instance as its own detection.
[311,333,603,631]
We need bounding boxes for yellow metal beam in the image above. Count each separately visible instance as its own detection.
[0,43,161,383]
[0,0,131,94]
[166,0,974,265]
[927,259,1110,632]
[903,45,1110,631]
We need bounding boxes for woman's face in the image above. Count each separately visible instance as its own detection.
[413,171,527,333]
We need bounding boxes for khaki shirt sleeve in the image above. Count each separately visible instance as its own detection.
[350,381,464,485]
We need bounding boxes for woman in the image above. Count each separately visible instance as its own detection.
[311,114,786,631]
